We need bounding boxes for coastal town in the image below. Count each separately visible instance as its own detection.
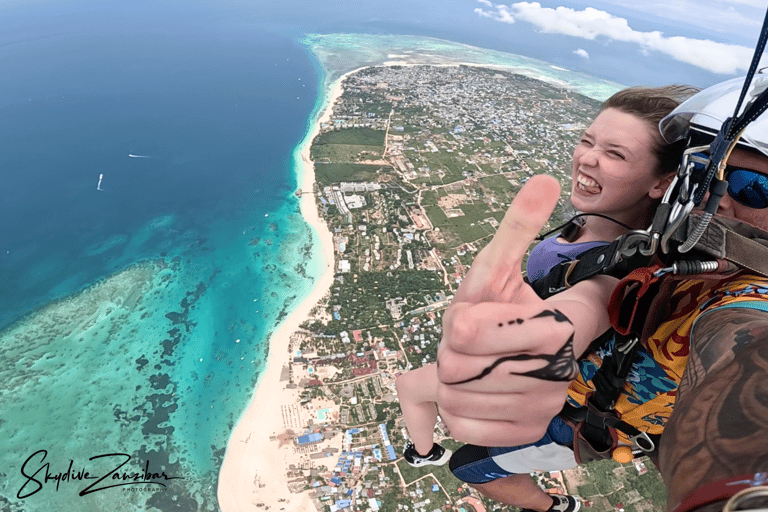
[240,65,668,512]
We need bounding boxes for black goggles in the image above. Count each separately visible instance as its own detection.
[692,152,768,209]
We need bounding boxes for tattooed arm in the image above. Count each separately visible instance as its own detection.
[433,175,623,446]
[542,274,618,356]
[659,306,768,511]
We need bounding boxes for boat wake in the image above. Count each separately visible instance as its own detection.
[128,153,153,158]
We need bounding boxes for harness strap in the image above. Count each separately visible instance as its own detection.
[529,239,651,299]
[559,267,668,456]
[531,213,768,302]
[608,264,668,337]
[589,332,639,412]
[671,213,768,276]
[531,215,768,460]
[560,402,658,453]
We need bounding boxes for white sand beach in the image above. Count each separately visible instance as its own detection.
[217,73,351,512]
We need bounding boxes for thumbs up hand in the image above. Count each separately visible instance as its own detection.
[436,175,612,447]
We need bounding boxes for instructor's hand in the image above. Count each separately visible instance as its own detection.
[436,175,576,447]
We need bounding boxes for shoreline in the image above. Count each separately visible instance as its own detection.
[217,71,353,512]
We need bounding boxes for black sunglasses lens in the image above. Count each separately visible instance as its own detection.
[727,169,768,209]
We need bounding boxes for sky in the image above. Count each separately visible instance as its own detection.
[233,0,768,88]
[1,0,765,89]
[471,0,767,75]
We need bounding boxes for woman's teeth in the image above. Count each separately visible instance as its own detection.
[576,174,601,193]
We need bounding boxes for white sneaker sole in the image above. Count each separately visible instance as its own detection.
[406,448,452,467]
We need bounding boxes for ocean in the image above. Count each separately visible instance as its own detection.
[0,2,625,511]
[0,4,325,511]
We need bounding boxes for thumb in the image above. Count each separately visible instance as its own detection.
[458,174,561,302]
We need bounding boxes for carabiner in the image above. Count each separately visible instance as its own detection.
[630,431,656,453]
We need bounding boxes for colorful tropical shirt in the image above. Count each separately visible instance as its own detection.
[566,272,768,441]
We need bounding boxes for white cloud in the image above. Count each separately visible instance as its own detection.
[476,0,494,6]
[474,7,495,19]
[474,1,758,74]
[597,0,763,33]
[574,48,589,59]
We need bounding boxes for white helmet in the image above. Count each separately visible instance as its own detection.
[659,72,768,158]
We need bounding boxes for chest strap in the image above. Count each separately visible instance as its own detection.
[529,239,652,299]
[531,214,768,301]
[671,213,768,278]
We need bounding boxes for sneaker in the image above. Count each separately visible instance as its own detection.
[402,441,452,467]
[521,495,581,512]
[547,495,581,512]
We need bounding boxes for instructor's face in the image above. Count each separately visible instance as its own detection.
[715,149,768,232]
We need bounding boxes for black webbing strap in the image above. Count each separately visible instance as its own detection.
[561,401,659,453]
[559,327,661,453]
[530,239,653,299]
[588,332,639,412]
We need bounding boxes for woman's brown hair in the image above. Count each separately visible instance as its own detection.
[601,85,700,175]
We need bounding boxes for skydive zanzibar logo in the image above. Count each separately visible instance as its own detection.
[17,450,184,499]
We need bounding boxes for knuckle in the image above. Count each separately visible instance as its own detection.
[442,306,476,350]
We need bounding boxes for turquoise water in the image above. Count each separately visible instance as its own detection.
[1,201,326,511]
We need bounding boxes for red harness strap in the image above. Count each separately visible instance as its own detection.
[673,473,768,512]
[607,263,665,336]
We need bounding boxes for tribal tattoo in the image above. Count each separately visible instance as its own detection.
[448,308,578,384]
[660,308,768,510]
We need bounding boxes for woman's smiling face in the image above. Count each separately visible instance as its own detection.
[570,107,669,226]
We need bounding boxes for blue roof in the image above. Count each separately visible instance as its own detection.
[386,445,397,460]
[297,432,323,445]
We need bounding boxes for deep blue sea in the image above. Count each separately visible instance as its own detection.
[0,3,324,511]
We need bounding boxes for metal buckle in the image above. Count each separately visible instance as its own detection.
[611,230,654,267]
[616,335,639,354]
[630,431,656,452]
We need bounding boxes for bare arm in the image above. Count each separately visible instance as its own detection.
[659,306,768,511]
[542,274,618,358]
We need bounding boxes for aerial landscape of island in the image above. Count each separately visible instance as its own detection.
[2,0,760,505]
[218,38,668,512]
[0,31,670,512]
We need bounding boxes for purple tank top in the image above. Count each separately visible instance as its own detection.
[526,237,608,282]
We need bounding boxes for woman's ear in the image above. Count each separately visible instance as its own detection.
[648,173,675,199]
